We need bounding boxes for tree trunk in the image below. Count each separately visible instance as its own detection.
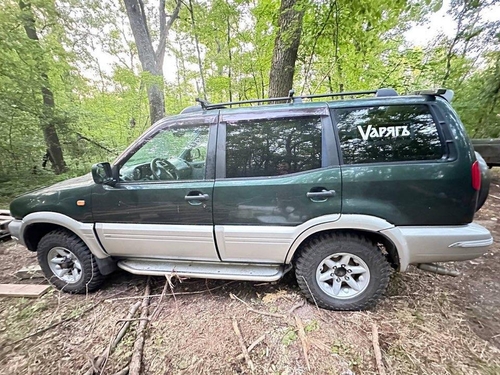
[123,0,181,125]
[123,0,164,125]
[19,1,67,174]
[268,0,304,98]
[188,0,207,100]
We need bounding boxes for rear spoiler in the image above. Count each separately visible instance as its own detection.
[411,88,454,102]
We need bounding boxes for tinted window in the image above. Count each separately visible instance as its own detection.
[225,116,322,178]
[336,105,444,164]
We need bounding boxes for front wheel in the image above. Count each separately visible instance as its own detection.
[37,230,105,293]
[295,232,391,311]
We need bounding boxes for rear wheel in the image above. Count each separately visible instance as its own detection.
[295,232,391,310]
[37,230,105,293]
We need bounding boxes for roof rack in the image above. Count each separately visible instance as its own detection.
[194,88,392,111]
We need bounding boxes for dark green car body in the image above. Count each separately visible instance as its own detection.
[11,96,478,227]
[8,89,493,310]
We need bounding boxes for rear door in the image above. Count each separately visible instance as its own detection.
[212,105,342,263]
[332,103,472,225]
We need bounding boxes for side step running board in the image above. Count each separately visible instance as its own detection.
[117,259,285,282]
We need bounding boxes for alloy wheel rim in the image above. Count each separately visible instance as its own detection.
[316,252,370,299]
[47,247,82,284]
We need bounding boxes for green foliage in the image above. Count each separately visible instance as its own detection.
[0,0,498,203]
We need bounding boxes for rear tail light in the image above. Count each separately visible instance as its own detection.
[472,161,481,191]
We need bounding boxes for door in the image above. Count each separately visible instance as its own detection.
[213,106,342,263]
[92,114,219,261]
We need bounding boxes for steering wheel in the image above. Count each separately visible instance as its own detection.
[150,158,178,180]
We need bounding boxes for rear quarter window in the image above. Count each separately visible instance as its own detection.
[336,105,444,164]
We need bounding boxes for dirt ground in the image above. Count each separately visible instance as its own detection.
[0,175,499,374]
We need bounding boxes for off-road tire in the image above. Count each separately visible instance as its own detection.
[295,232,391,311]
[37,229,105,293]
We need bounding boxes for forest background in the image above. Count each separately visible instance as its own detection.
[0,0,499,205]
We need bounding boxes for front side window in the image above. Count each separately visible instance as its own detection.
[120,125,209,181]
[336,105,444,164]
[225,116,322,178]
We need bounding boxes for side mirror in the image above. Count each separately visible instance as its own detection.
[91,162,116,186]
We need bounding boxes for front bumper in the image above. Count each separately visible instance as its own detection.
[8,219,24,245]
[381,222,493,271]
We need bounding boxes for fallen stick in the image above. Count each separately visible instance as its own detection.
[230,293,286,319]
[112,301,142,350]
[129,279,151,375]
[105,281,236,302]
[372,323,386,375]
[288,300,305,315]
[116,318,150,323]
[294,316,310,371]
[11,302,101,346]
[84,301,142,375]
[111,367,129,375]
[236,334,265,360]
[248,308,286,319]
[150,278,169,321]
[232,319,254,373]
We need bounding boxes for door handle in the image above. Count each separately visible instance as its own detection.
[306,190,336,199]
[184,193,209,201]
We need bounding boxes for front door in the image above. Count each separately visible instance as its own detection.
[92,114,219,261]
[213,106,342,263]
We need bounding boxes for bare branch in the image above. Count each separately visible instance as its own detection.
[155,0,182,67]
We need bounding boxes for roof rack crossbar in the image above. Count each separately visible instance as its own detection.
[202,89,379,110]
[196,90,378,110]
[204,96,293,109]
[297,90,377,100]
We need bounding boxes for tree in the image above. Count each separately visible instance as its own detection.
[19,1,67,174]
[123,0,181,125]
[268,0,304,98]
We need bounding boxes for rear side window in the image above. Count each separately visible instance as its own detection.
[225,116,322,178]
[336,105,444,164]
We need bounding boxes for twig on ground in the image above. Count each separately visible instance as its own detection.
[489,194,500,200]
[288,300,305,315]
[112,301,142,350]
[248,308,286,319]
[299,276,319,311]
[294,315,310,371]
[309,337,330,352]
[11,302,101,346]
[236,334,266,360]
[232,318,255,373]
[165,274,178,312]
[230,293,286,319]
[229,293,250,307]
[150,278,169,321]
[47,289,63,326]
[372,323,386,375]
[116,318,150,323]
[83,301,142,375]
[129,278,151,375]
[111,367,129,375]
[105,281,237,302]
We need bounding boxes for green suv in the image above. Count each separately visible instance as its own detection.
[8,88,493,310]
